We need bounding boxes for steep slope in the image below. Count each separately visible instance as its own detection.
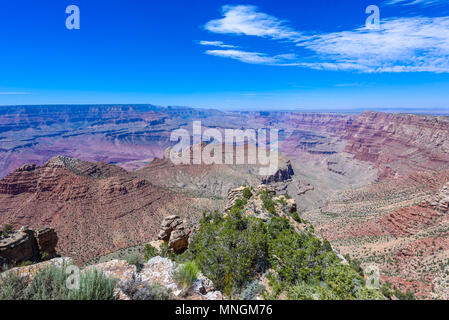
[305,170,449,299]
[0,156,215,264]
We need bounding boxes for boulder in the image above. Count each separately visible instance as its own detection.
[157,215,190,252]
[429,182,449,213]
[261,160,294,184]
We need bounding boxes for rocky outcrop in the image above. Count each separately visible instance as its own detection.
[226,186,250,211]
[140,256,182,296]
[36,227,58,258]
[157,215,190,252]
[261,160,294,184]
[3,255,223,300]
[135,256,222,300]
[226,185,298,222]
[4,257,72,278]
[88,256,222,300]
[0,226,57,268]
[429,182,449,213]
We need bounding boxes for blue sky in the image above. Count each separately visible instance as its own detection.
[1,0,449,111]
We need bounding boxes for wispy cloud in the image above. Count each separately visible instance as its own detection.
[205,49,298,66]
[298,16,449,73]
[204,5,304,42]
[198,40,237,48]
[384,0,448,7]
[202,5,449,73]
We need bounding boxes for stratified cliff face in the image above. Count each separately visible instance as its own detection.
[280,112,356,133]
[343,111,449,178]
[0,105,226,178]
[1,107,448,181]
[0,156,207,264]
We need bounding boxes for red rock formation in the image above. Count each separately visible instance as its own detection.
[0,156,196,264]
[311,169,449,299]
[343,111,449,178]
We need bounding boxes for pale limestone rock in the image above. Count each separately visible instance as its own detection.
[140,256,182,296]
[85,259,136,282]
[4,257,72,279]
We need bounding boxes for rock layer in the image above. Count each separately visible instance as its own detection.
[0,156,199,264]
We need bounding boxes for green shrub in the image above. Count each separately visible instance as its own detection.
[189,209,385,300]
[380,282,394,299]
[40,252,50,262]
[394,288,416,300]
[68,269,117,300]
[19,261,33,267]
[242,187,253,200]
[125,252,144,271]
[190,212,268,295]
[241,280,265,300]
[119,278,172,300]
[260,190,276,214]
[174,261,199,288]
[1,224,14,237]
[266,217,378,300]
[231,198,247,213]
[0,272,28,300]
[343,254,364,278]
[277,197,288,205]
[143,244,159,262]
[291,211,302,223]
[24,264,116,300]
[159,242,176,261]
[25,264,69,300]
[286,281,332,300]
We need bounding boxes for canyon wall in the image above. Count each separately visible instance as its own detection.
[343,111,449,178]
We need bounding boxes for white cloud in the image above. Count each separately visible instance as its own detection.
[384,0,448,7]
[202,5,449,73]
[204,5,304,42]
[199,40,237,48]
[205,49,298,66]
[298,16,449,73]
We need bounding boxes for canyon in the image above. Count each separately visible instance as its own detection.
[0,105,449,298]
